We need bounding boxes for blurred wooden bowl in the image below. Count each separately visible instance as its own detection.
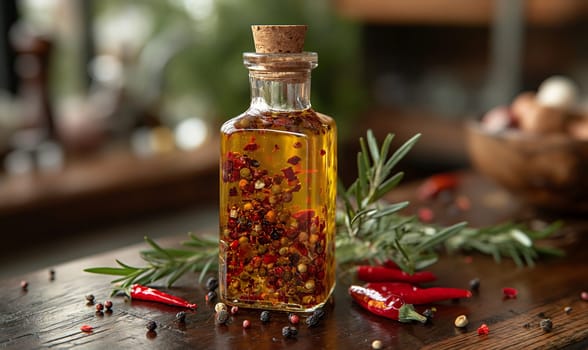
[466,120,588,213]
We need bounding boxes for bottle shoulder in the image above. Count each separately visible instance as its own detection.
[221,108,335,136]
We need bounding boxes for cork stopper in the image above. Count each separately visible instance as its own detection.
[251,25,307,53]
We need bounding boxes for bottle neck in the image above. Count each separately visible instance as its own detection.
[244,52,317,112]
[249,73,311,111]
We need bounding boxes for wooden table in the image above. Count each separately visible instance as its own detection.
[1,172,587,349]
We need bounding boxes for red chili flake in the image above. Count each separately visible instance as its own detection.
[282,167,296,181]
[418,207,434,222]
[477,323,489,335]
[287,156,301,165]
[503,287,518,299]
[80,324,94,333]
[229,187,238,196]
[244,142,258,151]
[320,149,326,156]
[293,142,302,148]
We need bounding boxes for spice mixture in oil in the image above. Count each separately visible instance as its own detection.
[219,108,336,312]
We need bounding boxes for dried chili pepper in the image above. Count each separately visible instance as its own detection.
[365,282,472,304]
[348,285,427,323]
[417,173,459,200]
[357,266,437,284]
[130,284,197,309]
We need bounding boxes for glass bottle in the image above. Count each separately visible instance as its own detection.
[219,25,337,312]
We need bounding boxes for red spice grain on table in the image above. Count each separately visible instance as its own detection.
[80,324,94,333]
[502,287,518,299]
[348,285,427,323]
[477,323,490,335]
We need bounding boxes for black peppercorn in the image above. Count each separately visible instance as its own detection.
[206,277,219,291]
[423,308,434,323]
[305,314,320,328]
[260,310,271,323]
[282,326,298,338]
[49,269,55,281]
[85,294,95,303]
[540,318,553,332]
[176,311,186,323]
[469,278,480,292]
[146,321,157,331]
[313,308,326,320]
[206,290,217,302]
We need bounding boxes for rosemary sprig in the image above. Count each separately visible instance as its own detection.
[85,130,563,290]
[84,234,217,294]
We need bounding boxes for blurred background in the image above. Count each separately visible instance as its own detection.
[1,0,587,274]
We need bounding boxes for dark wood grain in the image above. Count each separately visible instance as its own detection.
[1,173,587,349]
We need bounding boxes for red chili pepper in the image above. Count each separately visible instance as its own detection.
[417,173,459,200]
[365,282,472,304]
[357,266,437,283]
[348,285,426,323]
[130,284,197,309]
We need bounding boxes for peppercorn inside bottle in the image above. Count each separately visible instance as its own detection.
[218,25,336,313]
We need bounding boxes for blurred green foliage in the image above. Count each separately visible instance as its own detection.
[94,0,366,138]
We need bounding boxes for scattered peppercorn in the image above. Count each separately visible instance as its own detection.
[49,269,55,281]
[216,310,229,325]
[206,277,219,291]
[242,319,251,329]
[95,303,104,312]
[305,314,320,328]
[454,315,469,328]
[260,311,271,323]
[540,318,553,332]
[282,326,298,339]
[581,291,588,301]
[469,278,480,292]
[564,306,572,314]
[146,321,157,331]
[80,324,93,333]
[206,290,217,302]
[85,294,95,303]
[313,308,326,320]
[104,300,113,311]
[215,302,227,313]
[288,313,300,325]
[523,322,531,328]
[371,340,383,350]
[477,323,490,335]
[20,280,28,290]
[230,306,239,315]
[176,311,186,323]
[423,308,435,323]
